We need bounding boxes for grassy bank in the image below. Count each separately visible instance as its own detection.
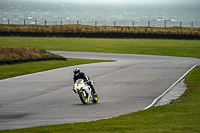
[1,66,199,133]
[0,46,65,62]
[0,37,200,58]
[0,45,114,79]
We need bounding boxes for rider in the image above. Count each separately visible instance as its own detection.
[73,68,97,95]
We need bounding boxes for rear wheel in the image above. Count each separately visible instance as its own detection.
[79,91,88,104]
[92,92,98,103]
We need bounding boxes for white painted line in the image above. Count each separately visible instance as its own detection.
[144,63,199,110]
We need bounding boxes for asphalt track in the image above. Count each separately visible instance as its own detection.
[0,52,199,130]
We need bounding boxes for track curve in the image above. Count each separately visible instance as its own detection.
[0,52,199,130]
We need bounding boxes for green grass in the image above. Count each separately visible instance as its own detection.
[0,58,113,80]
[0,37,200,58]
[1,66,199,133]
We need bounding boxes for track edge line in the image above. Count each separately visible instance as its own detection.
[143,63,199,110]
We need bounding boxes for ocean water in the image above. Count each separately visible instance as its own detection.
[0,0,200,27]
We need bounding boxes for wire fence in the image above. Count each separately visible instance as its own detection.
[1,19,200,39]
[4,19,200,28]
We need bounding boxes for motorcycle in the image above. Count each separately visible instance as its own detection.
[73,79,98,104]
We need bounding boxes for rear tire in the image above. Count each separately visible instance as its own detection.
[92,92,98,103]
[79,91,88,104]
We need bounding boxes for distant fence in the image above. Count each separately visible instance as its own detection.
[0,30,199,40]
[5,19,199,28]
[1,19,200,39]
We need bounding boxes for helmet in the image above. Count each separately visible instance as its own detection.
[73,68,80,76]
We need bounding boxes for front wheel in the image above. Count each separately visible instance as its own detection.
[79,91,88,104]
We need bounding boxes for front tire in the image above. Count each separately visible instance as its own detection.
[79,91,88,104]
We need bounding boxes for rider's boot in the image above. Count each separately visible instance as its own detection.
[90,84,97,95]
[87,81,97,95]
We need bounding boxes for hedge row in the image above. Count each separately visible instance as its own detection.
[0,57,67,65]
[0,31,199,39]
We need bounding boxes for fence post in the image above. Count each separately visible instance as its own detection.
[180,21,182,28]
[77,21,79,25]
[191,22,193,28]
[95,21,97,26]
[35,20,37,26]
[24,19,25,25]
[61,20,62,26]
[114,21,116,27]
[148,21,150,27]
[133,21,134,27]
[8,19,9,25]
[164,20,166,28]
[45,20,47,26]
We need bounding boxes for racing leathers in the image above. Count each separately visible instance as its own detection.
[73,72,96,94]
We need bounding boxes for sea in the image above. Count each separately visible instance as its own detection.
[0,0,200,27]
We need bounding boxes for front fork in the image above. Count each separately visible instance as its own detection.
[82,90,87,97]
[81,87,92,101]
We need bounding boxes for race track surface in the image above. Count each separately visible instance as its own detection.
[0,52,199,130]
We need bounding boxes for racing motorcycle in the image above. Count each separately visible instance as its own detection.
[73,79,98,104]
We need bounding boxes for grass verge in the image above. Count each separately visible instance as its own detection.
[0,37,200,58]
[0,58,114,80]
[1,66,199,133]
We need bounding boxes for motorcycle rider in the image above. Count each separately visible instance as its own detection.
[73,68,97,95]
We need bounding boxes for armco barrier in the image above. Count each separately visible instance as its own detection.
[0,31,199,39]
